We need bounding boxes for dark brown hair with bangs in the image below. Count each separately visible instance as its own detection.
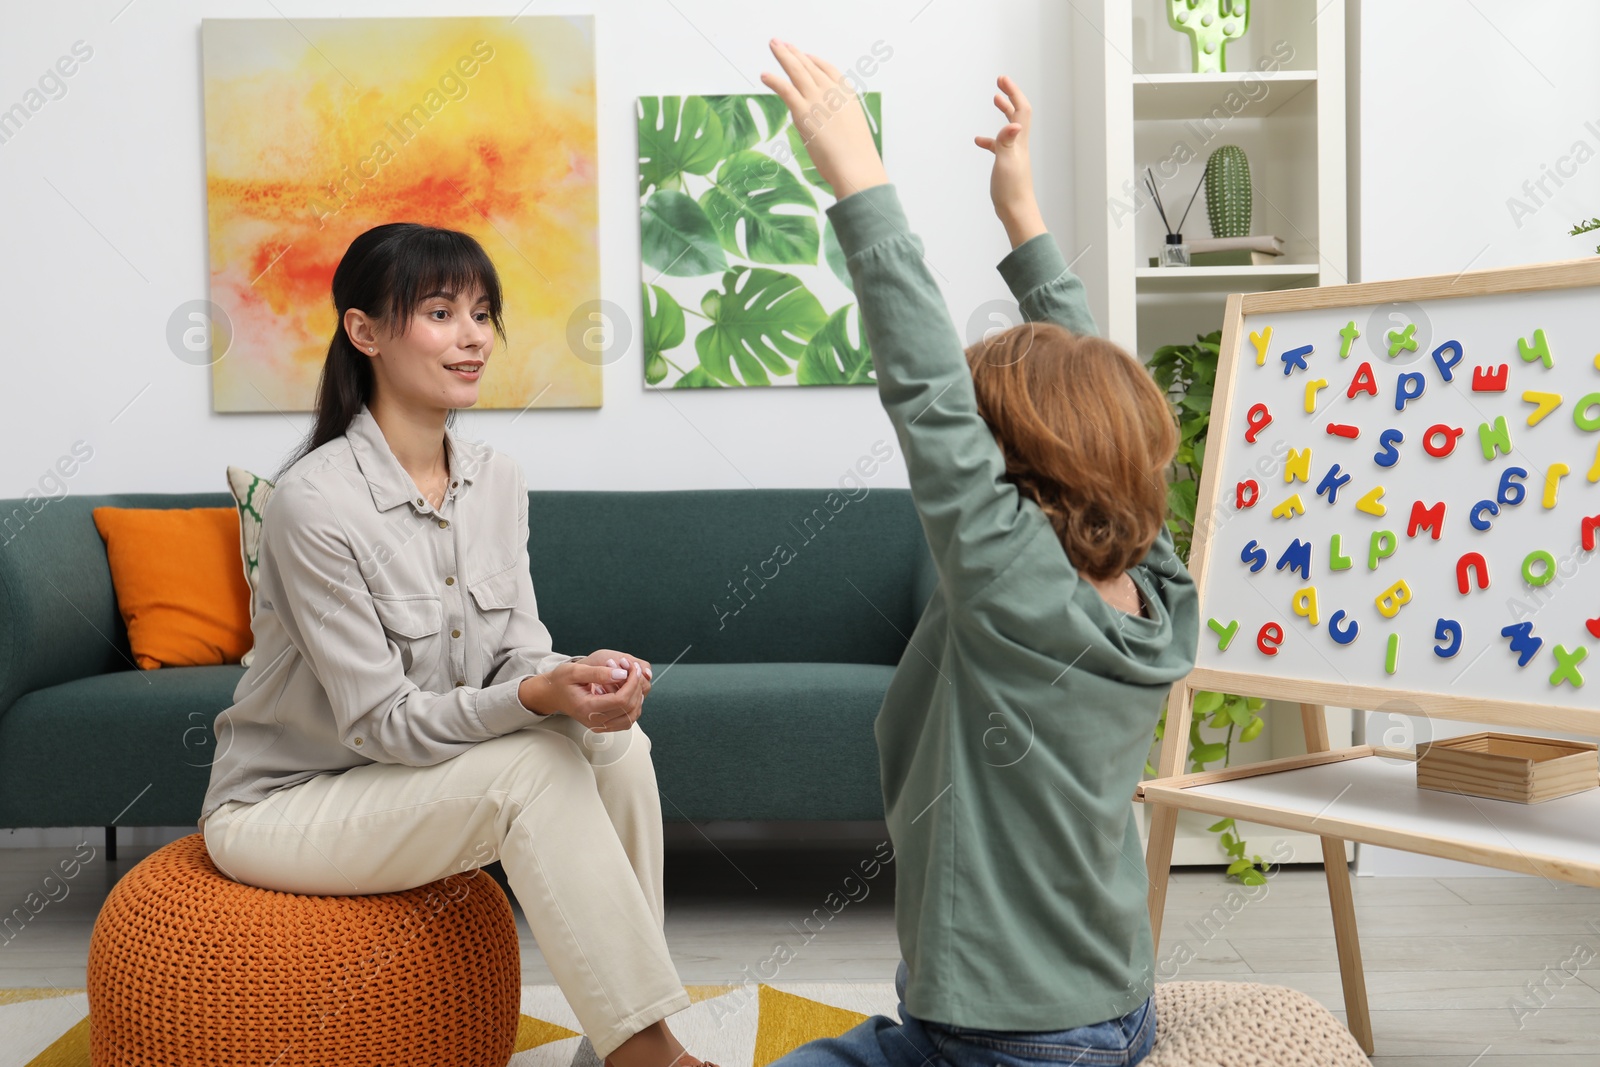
[965,321,1177,581]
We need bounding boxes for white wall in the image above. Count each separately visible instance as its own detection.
[1351,0,1600,876]
[0,0,1078,505]
[0,0,1075,848]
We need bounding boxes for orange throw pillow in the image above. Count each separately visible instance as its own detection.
[91,507,253,670]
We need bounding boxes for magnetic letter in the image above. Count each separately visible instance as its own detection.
[1272,494,1306,519]
[1387,323,1419,357]
[1375,579,1412,619]
[1208,617,1240,651]
[1395,371,1427,411]
[1478,416,1512,460]
[1284,448,1312,484]
[1347,362,1379,398]
[1329,610,1359,645]
[1385,632,1401,675]
[1250,326,1272,367]
[1241,539,1267,572]
[1245,402,1272,443]
[1434,618,1462,659]
[1522,550,1556,587]
[1456,552,1489,594]
[1280,344,1313,375]
[1583,514,1600,553]
[1316,463,1351,505]
[1471,364,1509,391]
[1497,467,1528,506]
[1469,500,1500,531]
[1501,621,1543,667]
[1550,645,1588,688]
[1374,428,1403,468]
[1575,392,1600,432]
[1338,320,1359,359]
[1407,500,1445,540]
[1305,378,1329,413]
[1367,530,1396,570]
[1430,339,1463,382]
[1292,586,1320,626]
[1517,327,1553,369]
[1236,479,1260,509]
[1543,464,1570,509]
[1276,538,1312,580]
[1257,621,1285,656]
[1326,423,1360,439]
[1329,534,1353,571]
[1422,424,1463,458]
[1522,390,1563,426]
[1356,485,1388,516]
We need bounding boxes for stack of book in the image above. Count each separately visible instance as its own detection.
[1149,235,1285,267]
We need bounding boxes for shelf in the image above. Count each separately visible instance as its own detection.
[1133,70,1317,121]
[1135,264,1321,293]
[1142,746,1600,887]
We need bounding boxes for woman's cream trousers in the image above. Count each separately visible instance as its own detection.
[201,716,690,1057]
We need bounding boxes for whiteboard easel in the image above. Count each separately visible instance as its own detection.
[1141,258,1600,1058]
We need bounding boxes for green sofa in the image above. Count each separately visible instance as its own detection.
[0,488,935,849]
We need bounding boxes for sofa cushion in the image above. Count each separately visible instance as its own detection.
[0,664,243,828]
[642,662,892,821]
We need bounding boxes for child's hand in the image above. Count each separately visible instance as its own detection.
[976,76,1047,250]
[761,39,888,200]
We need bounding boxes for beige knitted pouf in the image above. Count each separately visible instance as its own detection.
[1147,981,1370,1066]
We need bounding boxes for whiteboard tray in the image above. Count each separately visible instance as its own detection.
[1141,745,1600,886]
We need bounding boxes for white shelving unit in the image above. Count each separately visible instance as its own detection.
[1071,0,1353,867]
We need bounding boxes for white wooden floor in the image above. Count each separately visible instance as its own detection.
[5,828,1600,1065]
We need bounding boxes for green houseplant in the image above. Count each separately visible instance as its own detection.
[1147,329,1272,885]
[1571,216,1600,253]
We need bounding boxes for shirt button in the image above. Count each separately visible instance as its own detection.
[445,576,455,585]
[451,480,459,487]
[438,519,449,529]
[415,497,425,507]
[353,737,363,746]
[451,628,461,638]
[455,680,465,687]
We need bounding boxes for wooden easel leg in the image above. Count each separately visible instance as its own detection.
[1145,681,1194,953]
[1300,702,1374,1056]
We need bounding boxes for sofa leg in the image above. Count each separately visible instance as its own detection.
[105,825,117,862]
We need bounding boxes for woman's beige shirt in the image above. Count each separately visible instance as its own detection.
[199,403,571,823]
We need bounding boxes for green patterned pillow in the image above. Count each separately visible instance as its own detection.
[226,466,275,668]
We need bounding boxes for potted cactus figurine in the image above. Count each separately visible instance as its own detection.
[1168,0,1250,74]
[1204,144,1252,238]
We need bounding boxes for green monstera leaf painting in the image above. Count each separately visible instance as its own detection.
[636,92,882,389]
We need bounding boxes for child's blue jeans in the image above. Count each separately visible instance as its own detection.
[771,961,1157,1067]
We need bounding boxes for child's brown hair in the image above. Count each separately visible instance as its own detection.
[965,322,1177,581]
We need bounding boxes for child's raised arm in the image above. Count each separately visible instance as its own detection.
[978,76,1097,339]
[762,43,1064,594]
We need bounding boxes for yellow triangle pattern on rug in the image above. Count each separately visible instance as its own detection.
[5,982,898,1067]
[753,985,870,1067]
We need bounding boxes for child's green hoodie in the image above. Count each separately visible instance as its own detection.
[825,182,1200,1032]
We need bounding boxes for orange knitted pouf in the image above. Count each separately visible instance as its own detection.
[86,833,521,1066]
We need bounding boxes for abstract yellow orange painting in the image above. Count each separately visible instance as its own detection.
[201,16,599,411]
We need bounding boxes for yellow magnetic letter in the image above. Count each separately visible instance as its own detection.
[1375,579,1413,619]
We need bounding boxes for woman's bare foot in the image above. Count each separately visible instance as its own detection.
[604,1020,710,1067]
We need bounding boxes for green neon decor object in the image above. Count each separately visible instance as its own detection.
[1167,0,1250,74]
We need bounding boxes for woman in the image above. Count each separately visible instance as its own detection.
[199,223,712,1067]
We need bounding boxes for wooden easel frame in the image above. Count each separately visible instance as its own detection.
[1140,258,1600,1058]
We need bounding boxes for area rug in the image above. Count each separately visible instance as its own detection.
[0,982,897,1067]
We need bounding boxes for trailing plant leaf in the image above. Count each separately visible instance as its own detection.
[694,267,828,386]
[699,150,820,266]
[797,305,875,385]
[638,96,725,199]
[641,189,728,277]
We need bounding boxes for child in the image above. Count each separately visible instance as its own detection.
[760,41,1199,1067]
